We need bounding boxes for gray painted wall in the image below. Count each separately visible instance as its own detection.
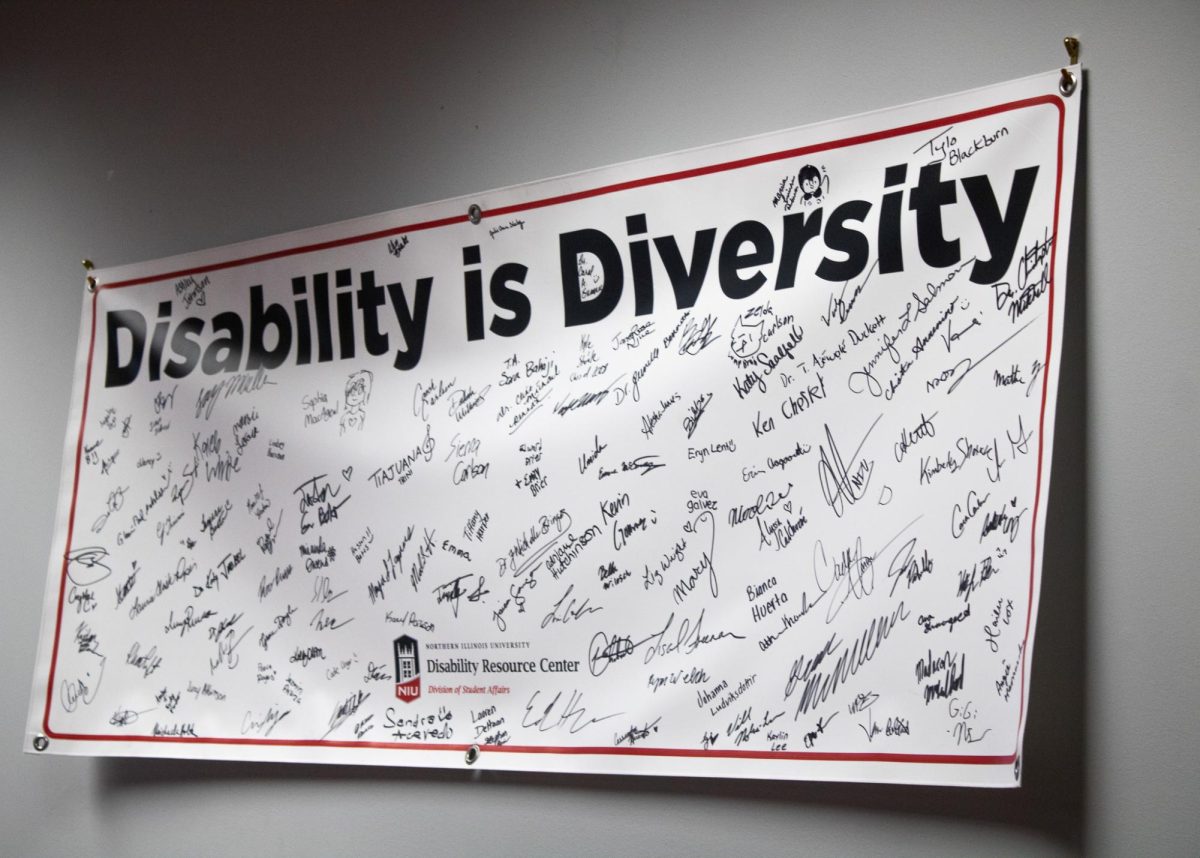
[2,2,1196,855]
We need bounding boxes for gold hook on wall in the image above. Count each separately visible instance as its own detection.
[1064,36,1080,65]
[1060,36,1080,96]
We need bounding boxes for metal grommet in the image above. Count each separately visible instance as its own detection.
[33,734,49,752]
[464,744,480,765]
[1059,68,1077,97]
[86,275,98,292]
[467,204,483,225]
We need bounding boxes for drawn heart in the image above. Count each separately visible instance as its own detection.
[341,467,353,481]
[783,501,793,514]
[878,485,894,505]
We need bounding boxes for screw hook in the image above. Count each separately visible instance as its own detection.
[1060,36,1080,96]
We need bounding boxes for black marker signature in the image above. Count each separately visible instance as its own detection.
[945,317,1040,395]
[433,573,489,617]
[110,705,155,727]
[541,583,603,628]
[816,416,881,518]
[521,689,623,735]
[812,516,920,622]
[209,625,254,674]
[60,651,106,713]
[66,546,112,586]
[587,609,744,676]
[679,314,720,356]
[322,690,371,739]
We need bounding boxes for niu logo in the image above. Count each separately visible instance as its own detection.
[393,635,421,703]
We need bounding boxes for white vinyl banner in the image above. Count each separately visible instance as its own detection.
[27,69,1079,786]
